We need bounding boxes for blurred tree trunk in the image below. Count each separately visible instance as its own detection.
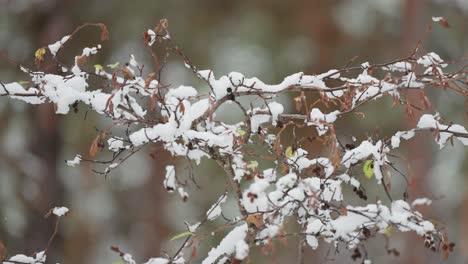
[142,150,171,259]
[22,0,70,261]
[402,1,432,263]
[293,1,342,262]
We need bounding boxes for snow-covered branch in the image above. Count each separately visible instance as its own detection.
[0,18,466,263]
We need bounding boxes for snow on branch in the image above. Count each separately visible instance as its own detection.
[0,18,466,263]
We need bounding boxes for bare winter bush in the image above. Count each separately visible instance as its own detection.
[0,18,467,263]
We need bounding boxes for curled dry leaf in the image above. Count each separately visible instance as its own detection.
[76,55,87,66]
[121,67,135,80]
[341,206,348,216]
[89,134,101,158]
[105,92,116,115]
[294,96,302,112]
[89,131,107,158]
[433,16,451,29]
[155,18,169,34]
[179,102,186,114]
[246,213,264,229]
[98,23,110,41]
[145,73,156,90]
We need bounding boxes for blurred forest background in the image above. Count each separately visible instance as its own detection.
[0,0,467,263]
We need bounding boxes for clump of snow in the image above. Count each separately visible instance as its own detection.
[52,206,69,217]
[123,253,136,264]
[235,240,249,260]
[401,72,424,88]
[342,140,381,168]
[48,35,70,56]
[308,108,340,135]
[383,61,412,72]
[306,200,435,249]
[6,251,46,264]
[268,101,284,126]
[66,155,82,167]
[143,258,169,264]
[417,52,447,68]
[165,85,198,100]
[108,137,126,152]
[412,198,432,207]
[417,114,468,148]
[249,108,272,132]
[164,165,177,191]
[341,140,389,183]
[202,224,248,264]
[317,69,340,79]
[391,130,415,148]
[146,29,156,46]
[1,82,45,104]
[81,45,101,57]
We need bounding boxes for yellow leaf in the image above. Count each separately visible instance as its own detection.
[363,160,374,179]
[35,47,46,58]
[170,231,192,241]
[384,225,392,236]
[236,128,246,136]
[34,47,46,64]
[247,160,258,169]
[94,64,104,72]
[107,62,120,69]
[17,81,29,85]
[285,146,294,158]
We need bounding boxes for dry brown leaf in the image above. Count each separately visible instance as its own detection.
[341,206,348,216]
[89,134,101,158]
[190,245,198,260]
[294,96,302,112]
[179,102,185,114]
[434,17,451,29]
[155,18,169,34]
[105,92,116,115]
[76,55,87,66]
[143,31,151,43]
[98,23,110,41]
[121,67,135,80]
[145,73,156,90]
[246,213,264,229]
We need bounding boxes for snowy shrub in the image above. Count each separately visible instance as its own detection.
[0,18,466,263]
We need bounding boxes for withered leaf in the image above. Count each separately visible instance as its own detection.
[121,67,135,80]
[179,102,185,114]
[434,17,451,29]
[246,213,264,229]
[89,134,101,158]
[294,96,302,112]
[341,206,348,216]
[76,55,87,66]
[145,73,156,90]
[98,23,110,41]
